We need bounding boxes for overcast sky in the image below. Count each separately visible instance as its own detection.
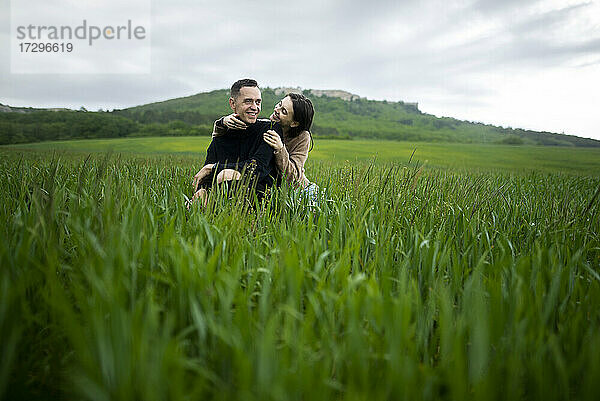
[1,0,599,139]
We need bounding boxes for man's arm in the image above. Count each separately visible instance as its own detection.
[204,140,217,165]
[213,123,278,182]
[212,144,272,181]
[193,141,218,191]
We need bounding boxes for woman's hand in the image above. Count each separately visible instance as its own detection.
[192,163,214,190]
[263,130,284,152]
[223,113,248,130]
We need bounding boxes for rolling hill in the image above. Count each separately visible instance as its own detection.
[1,88,599,147]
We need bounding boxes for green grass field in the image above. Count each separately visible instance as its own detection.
[6,136,600,174]
[1,140,600,400]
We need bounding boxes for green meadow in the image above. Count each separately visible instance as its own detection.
[1,139,600,400]
[6,136,600,174]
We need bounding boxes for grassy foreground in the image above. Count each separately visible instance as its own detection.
[1,148,600,400]
[6,136,600,174]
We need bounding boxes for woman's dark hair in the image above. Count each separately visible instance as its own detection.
[286,92,315,150]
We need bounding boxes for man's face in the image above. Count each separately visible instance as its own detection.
[229,86,261,124]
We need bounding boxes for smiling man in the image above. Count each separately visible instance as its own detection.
[191,79,282,204]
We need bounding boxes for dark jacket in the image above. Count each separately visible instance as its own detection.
[200,118,282,191]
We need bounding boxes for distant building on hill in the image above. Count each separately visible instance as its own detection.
[274,87,363,101]
[0,103,71,113]
[272,87,418,111]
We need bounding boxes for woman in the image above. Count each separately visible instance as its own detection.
[218,92,318,200]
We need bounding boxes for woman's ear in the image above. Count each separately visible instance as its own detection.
[290,120,299,128]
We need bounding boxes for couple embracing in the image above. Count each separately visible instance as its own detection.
[191,78,318,206]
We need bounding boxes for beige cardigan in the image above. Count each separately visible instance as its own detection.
[213,119,311,188]
[274,130,311,189]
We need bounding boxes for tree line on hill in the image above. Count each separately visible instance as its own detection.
[0,110,217,145]
[1,89,599,147]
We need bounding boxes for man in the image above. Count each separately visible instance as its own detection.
[191,79,282,204]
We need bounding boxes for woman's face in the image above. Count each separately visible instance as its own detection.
[270,96,298,129]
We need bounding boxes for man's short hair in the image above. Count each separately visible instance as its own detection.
[231,79,259,99]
